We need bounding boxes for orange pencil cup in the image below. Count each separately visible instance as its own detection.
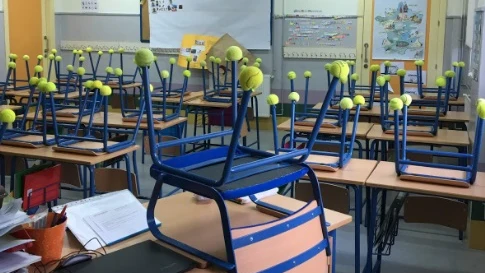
[13,212,67,264]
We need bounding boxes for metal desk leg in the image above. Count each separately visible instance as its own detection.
[141,130,146,164]
[88,165,95,197]
[9,156,17,192]
[352,185,362,273]
[82,166,88,199]
[366,139,370,159]
[124,154,133,194]
[132,150,140,195]
[330,229,337,273]
[0,155,5,187]
[365,187,380,273]
[252,96,261,149]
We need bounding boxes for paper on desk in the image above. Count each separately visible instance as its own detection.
[0,211,30,237]
[0,251,41,273]
[237,188,279,204]
[0,235,34,253]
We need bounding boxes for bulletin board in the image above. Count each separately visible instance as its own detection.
[141,0,150,42]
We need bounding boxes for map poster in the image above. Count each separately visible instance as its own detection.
[372,0,427,60]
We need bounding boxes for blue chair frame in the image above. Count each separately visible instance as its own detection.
[416,62,464,100]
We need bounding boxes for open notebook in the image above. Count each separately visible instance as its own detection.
[52,190,160,251]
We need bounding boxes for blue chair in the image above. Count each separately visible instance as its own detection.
[0,108,16,141]
[139,47,348,272]
[392,97,485,188]
[416,60,464,101]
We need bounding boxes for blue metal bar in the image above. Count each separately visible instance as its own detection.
[401,160,472,172]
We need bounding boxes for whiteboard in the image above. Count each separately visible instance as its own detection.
[284,0,359,17]
[467,0,477,47]
[149,0,271,50]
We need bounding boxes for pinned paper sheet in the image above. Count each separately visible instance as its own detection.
[178,34,219,69]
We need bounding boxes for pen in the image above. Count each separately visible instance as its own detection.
[51,205,67,227]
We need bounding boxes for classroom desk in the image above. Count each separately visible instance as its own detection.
[364,161,485,273]
[0,144,139,198]
[375,93,466,107]
[5,90,81,100]
[0,105,21,111]
[152,91,205,104]
[278,119,374,139]
[45,192,351,273]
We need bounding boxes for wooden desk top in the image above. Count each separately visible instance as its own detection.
[366,124,470,146]
[54,192,351,272]
[5,90,81,99]
[152,91,205,104]
[375,94,465,106]
[0,105,21,111]
[0,144,138,165]
[107,82,142,89]
[184,91,262,109]
[278,119,374,138]
[366,161,485,202]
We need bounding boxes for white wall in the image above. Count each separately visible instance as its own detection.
[55,0,139,14]
[448,0,464,16]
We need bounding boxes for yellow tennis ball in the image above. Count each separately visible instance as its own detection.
[169,57,176,64]
[37,55,43,60]
[77,67,86,76]
[114,68,123,77]
[161,70,170,79]
[34,65,43,73]
[415,60,424,66]
[397,69,407,77]
[108,49,115,54]
[84,80,94,90]
[153,55,158,61]
[340,97,354,110]
[8,53,16,60]
[353,95,365,106]
[239,65,247,73]
[255,57,262,64]
[242,57,249,64]
[134,48,154,67]
[48,54,55,60]
[215,57,222,64]
[376,76,386,87]
[384,75,391,82]
[458,61,466,68]
[23,55,30,61]
[477,98,485,106]
[99,85,112,96]
[324,63,332,70]
[304,71,312,78]
[288,92,300,102]
[66,65,74,72]
[77,50,84,55]
[186,56,193,62]
[0,109,16,123]
[29,77,39,86]
[72,49,78,54]
[330,60,350,83]
[93,80,103,89]
[200,61,206,67]
[444,70,455,78]
[436,76,446,87]
[55,56,62,62]
[105,67,114,74]
[370,64,380,72]
[253,62,260,68]
[287,71,296,80]
[44,82,57,93]
[351,73,359,81]
[209,56,215,62]
[150,84,154,92]
[183,70,191,78]
[86,47,92,53]
[452,61,459,67]
[477,101,485,119]
[98,51,104,55]
[384,61,392,67]
[79,56,86,62]
[266,94,279,105]
[38,77,47,84]
[37,81,47,92]
[389,98,404,111]
[118,48,125,54]
[8,62,16,69]
[400,94,413,106]
[51,49,58,54]
[239,66,263,91]
[225,46,243,61]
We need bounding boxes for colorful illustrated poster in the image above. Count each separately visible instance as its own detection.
[284,18,356,48]
[372,0,427,60]
[178,34,219,69]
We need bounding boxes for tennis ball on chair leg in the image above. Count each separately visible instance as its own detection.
[389,98,404,111]
[134,48,154,67]
[266,94,279,105]
[288,92,300,102]
[477,101,485,119]
[400,94,413,106]
[353,95,365,106]
[225,46,243,61]
[330,60,350,83]
[239,66,264,91]
[0,109,16,123]
[340,97,354,110]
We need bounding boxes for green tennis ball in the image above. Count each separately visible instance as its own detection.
[400,94,413,106]
[304,71,312,78]
[353,95,365,106]
[266,94,279,105]
[389,98,404,111]
[397,69,407,77]
[44,82,57,93]
[255,57,262,64]
[215,57,222,64]
[114,68,123,77]
[384,75,391,82]
[209,56,215,62]
[458,61,466,68]
[77,50,83,55]
[288,92,300,102]
[99,85,112,96]
[105,67,114,74]
[452,61,459,67]
[160,70,170,79]
[240,65,247,72]
[84,80,94,89]
[351,73,359,81]
[370,64,380,72]
[287,71,296,80]
[93,80,103,89]
[253,62,260,68]
[108,49,115,54]
[149,84,154,92]
[477,101,485,119]
[37,55,43,60]
[186,56,193,62]
[384,61,392,67]
[48,54,55,60]
[79,56,85,62]
[34,65,43,73]
[0,109,16,123]
[183,70,191,78]
[8,62,16,69]
[51,49,57,54]
[415,60,424,66]
[239,66,263,91]
[98,51,104,55]
[9,53,17,60]
[38,77,47,84]
[242,57,249,64]
[29,77,39,86]
[37,81,47,92]
[349,60,356,66]
[77,67,86,76]
[55,56,62,62]
[134,48,154,67]
[153,55,158,61]
[324,63,332,70]
[86,47,93,53]
[436,76,446,87]
[72,49,78,54]
[66,65,74,72]
[477,98,485,106]
[340,97,354,110]
[200,61,206,67]
[169,57,176,64]
[23,55,30,61]
[444,70,455,78]
[330,60,350,83]
[225,46,243,61]
[376,76,386,87]
[118,48,125,53]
